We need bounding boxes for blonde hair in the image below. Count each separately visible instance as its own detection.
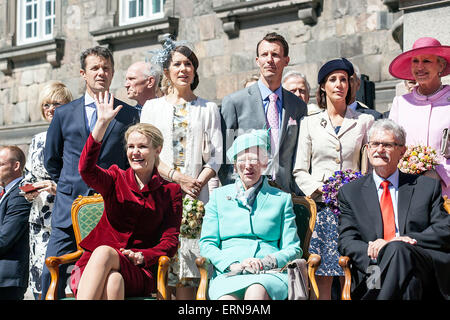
[39,81,73,120]
[124,123,164,166]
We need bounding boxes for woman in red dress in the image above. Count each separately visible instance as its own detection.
[70,91,182,299]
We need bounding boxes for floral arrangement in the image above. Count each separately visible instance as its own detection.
[398,145,441,175]
[322,169,363,217]
[180,197,205,239]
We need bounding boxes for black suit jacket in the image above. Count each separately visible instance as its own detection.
[354,101,383,120]
[218,82,307,194]
[0,179,31,288]
[44,96,139,228]
[338,172,450,299]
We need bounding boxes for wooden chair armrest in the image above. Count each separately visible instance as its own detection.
[45,249,84,300]
[338,256,352,300]
[195,256,210,300]
[307,253,321,300]
[156,256,170,300]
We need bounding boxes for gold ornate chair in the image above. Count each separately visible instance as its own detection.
[195,194,321,300]
[339,195,450,300]
[45,194,170,300]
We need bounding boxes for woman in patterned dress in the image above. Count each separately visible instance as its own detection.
[140,42,222,299]
[293,59,374,299]
[20,81,72,299]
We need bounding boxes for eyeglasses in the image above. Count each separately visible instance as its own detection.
[368,141,403,150]
[236,159,260,165]
[43,102,62,110]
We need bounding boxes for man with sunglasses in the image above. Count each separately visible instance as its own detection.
[338,119,450,300]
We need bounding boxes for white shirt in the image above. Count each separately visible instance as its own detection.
[372,169,400,237]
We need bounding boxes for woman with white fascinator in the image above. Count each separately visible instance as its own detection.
[140,36,223,299]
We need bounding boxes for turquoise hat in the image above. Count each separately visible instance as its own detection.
[226,130,270,162]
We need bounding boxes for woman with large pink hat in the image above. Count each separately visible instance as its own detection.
[388,37,450,198]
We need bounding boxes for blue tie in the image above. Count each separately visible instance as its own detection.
[86,102,97,132]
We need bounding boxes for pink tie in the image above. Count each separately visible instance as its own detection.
[267,92,279,154]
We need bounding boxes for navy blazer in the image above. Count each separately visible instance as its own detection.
[338,172,450,299]
[218,82,307,194]
[0,179,31,288]
[44,96,139,228]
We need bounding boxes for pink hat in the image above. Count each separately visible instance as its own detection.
[389,37,450,80]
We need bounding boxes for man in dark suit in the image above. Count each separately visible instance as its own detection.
[218,32,307,194]
[348,63,383,120]
[42,46,139,299]
[338,119,450,300]
[0,146,31,300]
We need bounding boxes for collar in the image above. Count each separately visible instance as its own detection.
[372,169,399,190]
[257,79,283,102]
[3,177,22,194]
[411,84,450,102]
[125,167,163,194]
[84,92,95,106]
[348,101,358,111]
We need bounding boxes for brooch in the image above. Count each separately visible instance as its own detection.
[226,196,232,200]
[320,118,327,128]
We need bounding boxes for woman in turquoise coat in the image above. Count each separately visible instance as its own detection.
[199,130,301,300]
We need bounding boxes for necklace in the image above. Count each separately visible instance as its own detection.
[417,84,443,97]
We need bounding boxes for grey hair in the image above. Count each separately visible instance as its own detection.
[142,62,161,85]
[368,119,406,146]
[437,56,448,75]
[282,70,311,91]
[352,64,361,80]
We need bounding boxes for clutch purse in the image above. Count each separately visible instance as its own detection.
[19,184,41,193]
[287,259,309,300]
[360,143,369,175]
[202,131,211,164]
[441,128,449,159]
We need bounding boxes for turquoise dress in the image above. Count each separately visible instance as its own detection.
[199,177,301,300]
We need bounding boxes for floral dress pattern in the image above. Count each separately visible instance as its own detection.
[20,131,55,295]
[309,203,343,276]
[168,102,205,287]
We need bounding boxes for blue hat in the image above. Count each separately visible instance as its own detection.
[226,130,270,162]
[317,58,354,84]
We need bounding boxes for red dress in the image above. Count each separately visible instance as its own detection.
[70,134,182,297]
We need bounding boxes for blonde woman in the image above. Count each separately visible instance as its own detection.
[70,92,182,299]
[141,39,223,299]
[20,81,72,299]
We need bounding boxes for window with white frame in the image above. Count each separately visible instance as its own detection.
[16,0,55,45]
[119,0,164,26]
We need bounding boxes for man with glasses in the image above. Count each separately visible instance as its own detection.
[338,119,450,300]
[0,146,31,300]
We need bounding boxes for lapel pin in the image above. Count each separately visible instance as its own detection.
[226,196,231,200]
[320,118,327,128]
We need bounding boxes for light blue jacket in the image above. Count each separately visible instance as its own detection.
[199,178,301,274]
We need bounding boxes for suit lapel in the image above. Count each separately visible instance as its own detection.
[278,89,290,147]
[397,172,414,235]
[337,108,358,138]
[248,84,267,128]
[362,174,384,239]
[75,97,89,142]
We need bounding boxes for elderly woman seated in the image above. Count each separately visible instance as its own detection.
[199,130,301,300]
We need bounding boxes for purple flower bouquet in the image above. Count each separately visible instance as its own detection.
[322,169,363,216]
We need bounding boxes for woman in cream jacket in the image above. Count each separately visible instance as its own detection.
[293,58,374,299]
[140,43,222,300]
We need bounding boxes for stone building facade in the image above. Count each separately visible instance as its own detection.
[0,0,449,151]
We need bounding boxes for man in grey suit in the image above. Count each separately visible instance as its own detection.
[218,32,307,194]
